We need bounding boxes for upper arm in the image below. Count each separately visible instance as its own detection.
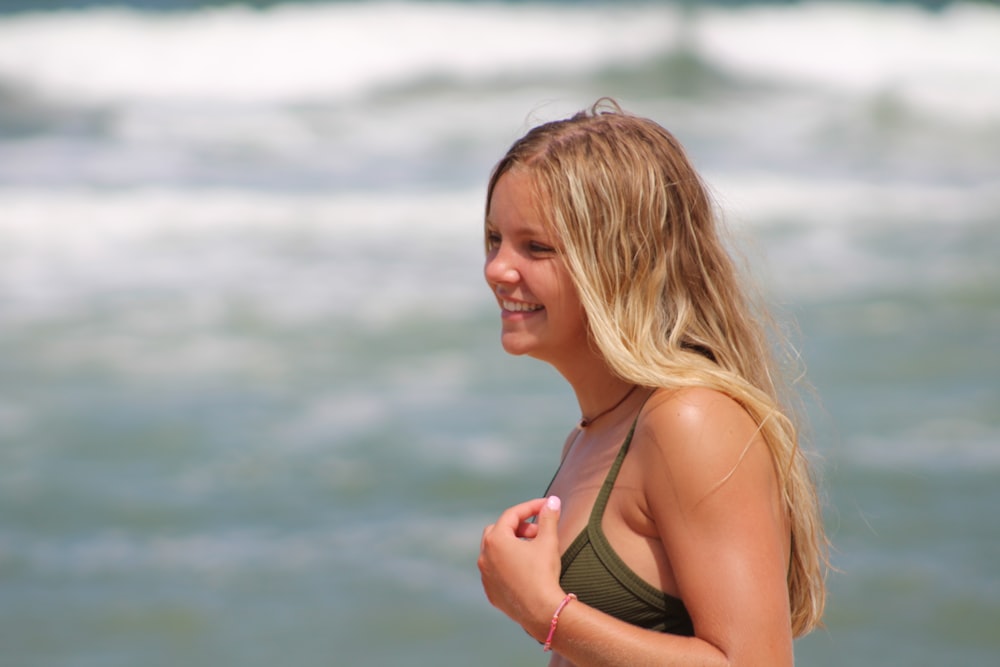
[638,387,793,665]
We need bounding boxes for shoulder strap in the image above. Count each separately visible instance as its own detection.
[588,388,655,522]
[587,417,639,522]
[543,389,654,501]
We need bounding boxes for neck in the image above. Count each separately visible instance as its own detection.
[543,345,642,429]
[557,362,639,430]
[579,383,639,428]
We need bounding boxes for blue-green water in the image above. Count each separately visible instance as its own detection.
[1,2,998,665]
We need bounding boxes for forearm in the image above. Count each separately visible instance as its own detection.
[534,598,730,667]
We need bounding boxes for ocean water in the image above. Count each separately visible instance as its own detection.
[0,1,998,666]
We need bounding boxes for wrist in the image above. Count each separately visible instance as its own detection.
[525,590,572,644]
[541,593,578,652]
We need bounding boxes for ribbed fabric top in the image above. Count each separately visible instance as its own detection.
[555,419,694,636]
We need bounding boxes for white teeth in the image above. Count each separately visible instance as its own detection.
[502,300,542,312]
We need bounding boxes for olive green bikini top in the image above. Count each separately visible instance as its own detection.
[548,417,695,636]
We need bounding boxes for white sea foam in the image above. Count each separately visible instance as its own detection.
[0,186,486,325]
[697,2,1000,122]
[0,2,674,104]
[712,171,1000,228]
[710,171,1000,298]
[844,419,1000,471]
[2,176,992,253]
[280,392,390,446]
[0,186,484,237]
[0,1,995,124]
[17,529,325,575]
[0,176,994,327]
[9,514,485,599]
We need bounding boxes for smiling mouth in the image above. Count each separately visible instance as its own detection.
[501,299,543,313]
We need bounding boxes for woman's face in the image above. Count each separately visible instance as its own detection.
[484,169,588,366]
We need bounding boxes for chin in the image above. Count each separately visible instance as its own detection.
[500,341,532,357]
[500,333,540,358]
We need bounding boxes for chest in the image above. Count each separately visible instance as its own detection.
[545,435,655,554]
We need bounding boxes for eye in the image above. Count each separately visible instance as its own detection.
[485,230,501,250]
[528,241,556,255]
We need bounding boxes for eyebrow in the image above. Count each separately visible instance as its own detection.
[483,217,550,238]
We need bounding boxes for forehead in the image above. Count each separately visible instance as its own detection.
[486,169,550,233]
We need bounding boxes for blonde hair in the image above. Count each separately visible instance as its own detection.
[486,99,827,636]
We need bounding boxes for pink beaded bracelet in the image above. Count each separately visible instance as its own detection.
[542,593,577,652]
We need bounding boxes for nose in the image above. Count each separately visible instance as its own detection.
[484,244,520,286]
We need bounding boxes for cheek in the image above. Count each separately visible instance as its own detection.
[567,300,589,337]
[550,274,587,331]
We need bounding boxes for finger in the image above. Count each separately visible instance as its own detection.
[515,520,540,539]
[535,495,562,542]
[494,497,548,531]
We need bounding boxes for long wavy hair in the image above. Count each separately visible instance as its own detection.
[485,99,827,636]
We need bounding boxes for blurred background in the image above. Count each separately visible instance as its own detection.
[0,1,997,665]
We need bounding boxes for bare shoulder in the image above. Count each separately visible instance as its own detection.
[633,386,773,509]
[637,386,760,455]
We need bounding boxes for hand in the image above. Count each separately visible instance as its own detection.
[478,496,566,639]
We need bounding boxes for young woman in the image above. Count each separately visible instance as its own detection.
[477,100,827,666]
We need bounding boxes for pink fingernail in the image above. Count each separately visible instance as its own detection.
[546,495,561,511]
